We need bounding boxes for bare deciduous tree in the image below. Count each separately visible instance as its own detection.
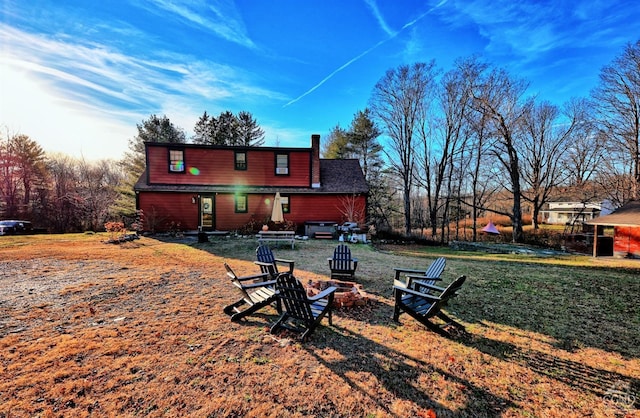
[337,193,366,225]
[465,92,501,241]
[520,100,583,228]
[417,58,475,242]
[470,68,529,243]
[592,40,640,201]
[563,99,603,189]
[77,159,124,231]
[44,153,82,233]
[370,62,439,236]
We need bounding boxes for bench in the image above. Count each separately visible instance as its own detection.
[314,231,334,240]
[256,231,295,249]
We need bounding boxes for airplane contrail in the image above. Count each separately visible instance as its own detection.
[284,0,449,108]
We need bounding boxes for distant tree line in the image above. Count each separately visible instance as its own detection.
[193,111,265,146]
[1,40,638,240]
[0,132,125,233]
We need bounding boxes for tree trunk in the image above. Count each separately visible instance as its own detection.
[511,185,524,243]
[532,195,540,229]
[404,184,412,236]
[507,133,525,243]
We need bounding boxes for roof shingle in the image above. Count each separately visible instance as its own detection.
[318,159,368,193]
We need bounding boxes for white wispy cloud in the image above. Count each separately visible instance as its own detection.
[438,0,639,59]
[284,0,449,107]
[0,22,284,107]
[139,0,257,49]
[364,0,395,36]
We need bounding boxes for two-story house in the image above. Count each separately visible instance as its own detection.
[542,201,602,225]
[134,134,368,234]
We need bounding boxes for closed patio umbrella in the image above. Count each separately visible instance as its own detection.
[271,192,284,223]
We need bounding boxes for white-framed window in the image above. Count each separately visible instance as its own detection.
[169,149,185,173]
[275,153,289,175]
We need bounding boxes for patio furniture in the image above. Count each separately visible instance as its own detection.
[222,262,281,322]
[256,230,295,249]
[393,257,446,291]
[255,244,295,279]
[328,244,358,279]
[392,275,466,337]
[270,272,337,342]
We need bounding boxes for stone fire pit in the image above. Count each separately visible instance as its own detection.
[306,279,368,308]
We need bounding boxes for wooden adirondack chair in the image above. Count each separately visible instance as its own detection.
[222,262,281,322]
[255,244,295,279]
[393,257,446,291]
[327,244,358,279]
[270,272,337,342]
[392,275,466,337]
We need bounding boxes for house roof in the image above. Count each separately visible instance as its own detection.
[586,200,640,226]
[134,159,369,195]
[318,159,368,193]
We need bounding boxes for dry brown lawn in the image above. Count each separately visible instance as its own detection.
[0,234,638,417]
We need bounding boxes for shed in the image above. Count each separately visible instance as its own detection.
[586,200,640,258]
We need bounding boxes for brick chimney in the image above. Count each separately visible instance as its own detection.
[311,134,321,188]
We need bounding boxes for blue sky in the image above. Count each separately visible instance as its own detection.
[1,0,638,160]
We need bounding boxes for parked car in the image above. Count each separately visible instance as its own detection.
[0,220,33,235]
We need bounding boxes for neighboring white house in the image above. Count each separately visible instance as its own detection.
[542,201,602,225]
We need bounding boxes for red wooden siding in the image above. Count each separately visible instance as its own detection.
[214,194,269,230]
[214,193,366,231]
[139,191,366,233]
[139,192,199,231]
[147,146,311,187]
[614,226,640,257]
[285,194,366,226]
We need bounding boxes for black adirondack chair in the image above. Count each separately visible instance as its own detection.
[327,244,358,279]
[393,257,446,291]
[255,244,295,279]
[392,275,466,337]
[222,262,281,322]
[270,272,337,342]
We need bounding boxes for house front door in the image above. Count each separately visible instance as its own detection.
[200,195,214,230]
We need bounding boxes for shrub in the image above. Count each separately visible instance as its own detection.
[105,222,126,241]
[166,221,183,237]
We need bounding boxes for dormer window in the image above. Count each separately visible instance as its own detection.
[169,149,185,173]
[235,151,247,170]
[275,153,289,175]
